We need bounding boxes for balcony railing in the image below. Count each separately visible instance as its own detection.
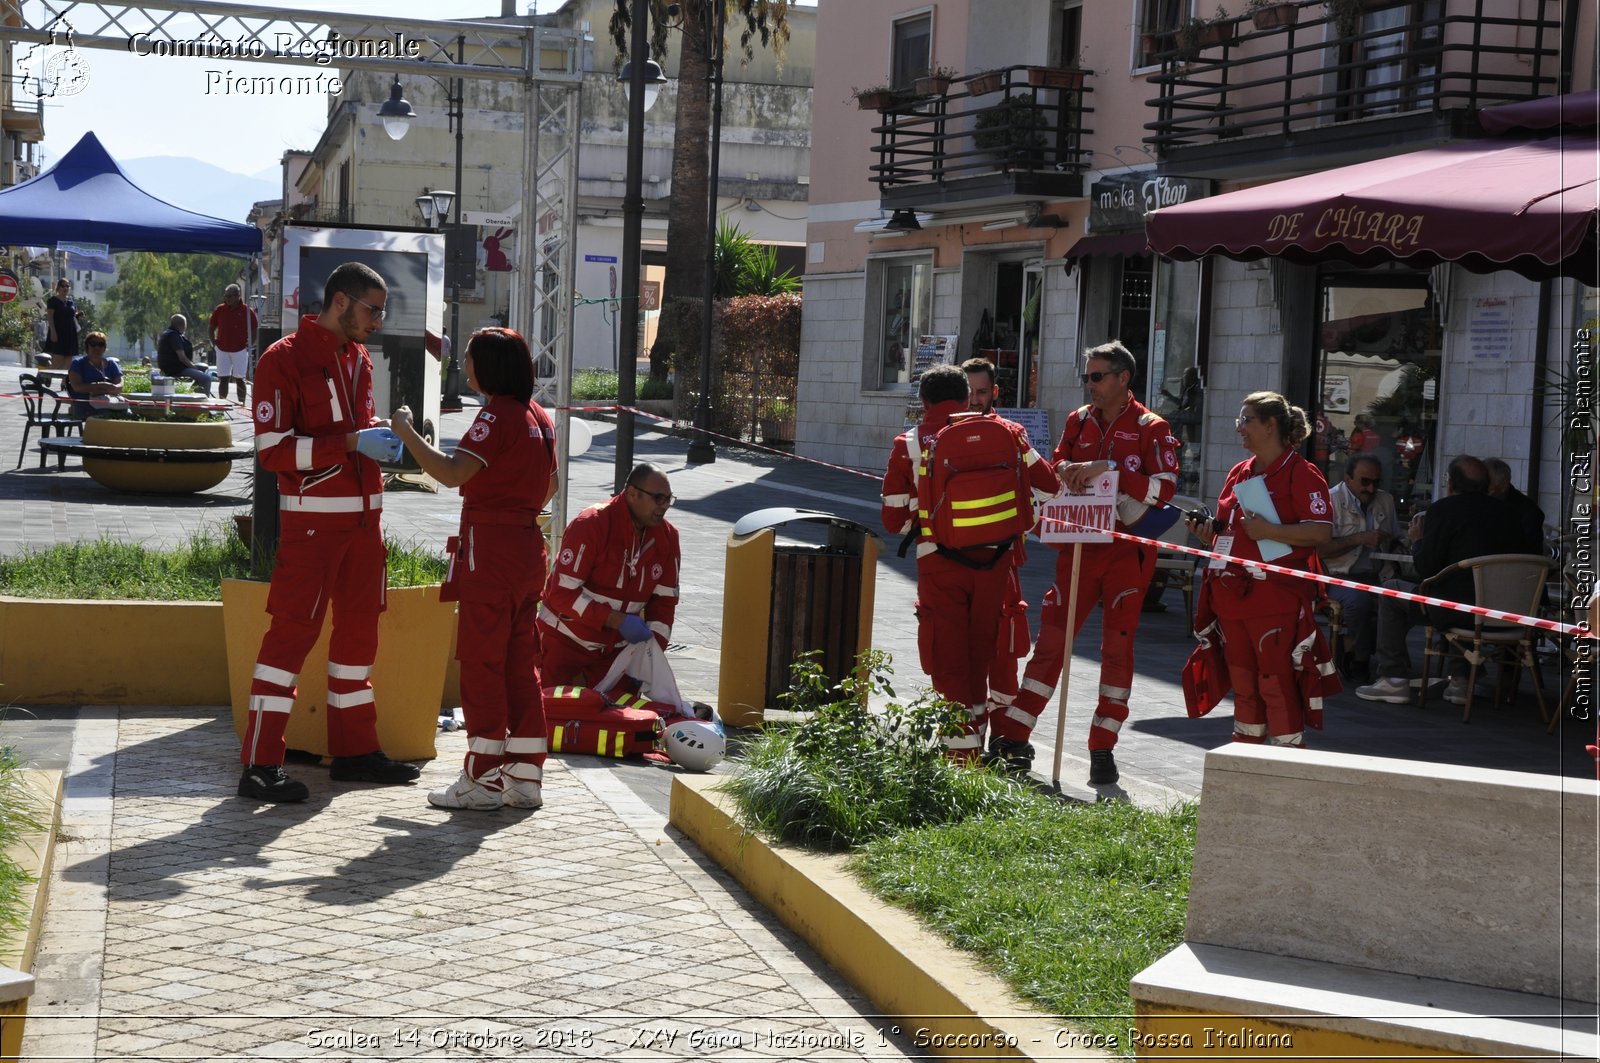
[870,65,1094,207]
[1144,0,1563,155]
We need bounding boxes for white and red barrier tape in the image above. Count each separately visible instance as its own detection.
[565,404,1594,640]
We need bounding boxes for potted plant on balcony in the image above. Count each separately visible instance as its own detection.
[1025,60,1087,91]
[973,95,1048,169]
[1246,0,1301,30]
[852,81,906,111]
[967,68,1008,96]
[913,66,960,98]
[1323,0,1364,38]
[1176,6,1237,58]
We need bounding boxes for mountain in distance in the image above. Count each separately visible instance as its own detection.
[120,156,279,225]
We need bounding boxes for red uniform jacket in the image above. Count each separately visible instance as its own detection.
[1053,398,1180,532]
[538,494,680,651]
[881,400,1059,558]
[252,314,381,529]
[1208,450,1333,616]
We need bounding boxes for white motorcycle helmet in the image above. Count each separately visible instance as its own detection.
[661,718,725,772]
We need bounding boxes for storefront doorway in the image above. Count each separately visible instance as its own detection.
[983,258,1045,408]
[1312,271,1441,518]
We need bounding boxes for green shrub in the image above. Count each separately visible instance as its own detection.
[638,376,674,401]
[572,368,619,402]
[720,651,1024,850]
[0,525,447,601]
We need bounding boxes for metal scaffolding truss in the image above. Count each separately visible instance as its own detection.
[0,0,586,533]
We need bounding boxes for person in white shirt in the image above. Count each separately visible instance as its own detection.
[1317,454,1399,681]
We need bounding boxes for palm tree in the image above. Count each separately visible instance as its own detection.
[610,0,792,381]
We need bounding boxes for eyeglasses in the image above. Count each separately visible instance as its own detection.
[630,484,674,506]
[1234,414,1259,427]
[1081,370,1122,384]
[351,295,387,321]
[85,342,106,350]
[1356,476,1379,487]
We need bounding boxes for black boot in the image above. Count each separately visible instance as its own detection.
[1088,749,1119,786]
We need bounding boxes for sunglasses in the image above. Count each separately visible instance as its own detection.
[86,342,106,350]
[630,485,674,506]
[1081,369,1122,384]
[1356,476,1379,486]
[351,295,387,321]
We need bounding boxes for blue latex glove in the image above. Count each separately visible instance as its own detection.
[355,427,404,463]
[618,614,652,644]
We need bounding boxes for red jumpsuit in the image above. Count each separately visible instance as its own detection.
[452,396,557,790]
[1205,450,1335,746]
[881,400,1059,756]
[536,494,680,688]
[241,314,387,768]
[1007,399,1179,751]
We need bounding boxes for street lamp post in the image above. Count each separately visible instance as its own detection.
[376,35,469,413]
[686,0,726,465]
[613,0,668,494]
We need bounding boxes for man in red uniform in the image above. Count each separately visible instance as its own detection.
[238,262,420,803]
[962,357,1038,772]
[1010,341,1180,786]
[882,363,1060,760]
[209,283,258,405]
[537,462,682,688]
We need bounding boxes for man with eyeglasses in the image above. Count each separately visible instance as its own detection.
[238,262,420,803]
[1011,340,1180,786]
[536,462,683,691]
[1318,454,1399,681]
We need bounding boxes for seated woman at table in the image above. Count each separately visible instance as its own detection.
[67,331,123,419]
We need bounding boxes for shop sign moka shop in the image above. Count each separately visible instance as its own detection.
[1090,174,1209,231]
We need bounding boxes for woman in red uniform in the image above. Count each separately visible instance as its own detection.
[392,328,558,810]
[1185,391,1337,747]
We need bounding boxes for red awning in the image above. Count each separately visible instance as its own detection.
[1062,231,1150,260]
[1145,134,1599,286]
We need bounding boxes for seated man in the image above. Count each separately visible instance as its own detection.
[1317,454,1399,681]
[536,462,681,690]
[155,314,213,396]
[1356,455,1521,706]
[1485,457,1547,555]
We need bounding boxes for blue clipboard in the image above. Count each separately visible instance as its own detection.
[1231,476,1292,562]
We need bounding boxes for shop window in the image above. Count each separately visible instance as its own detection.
[1147,258,1204,499]
[890,12,932,91]
[980,261,1044,409]
[871,256,932,390]
[1312,277,1441,519]
[1340,0,1442,118]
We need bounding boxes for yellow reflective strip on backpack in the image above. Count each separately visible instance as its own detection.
[613,731,625,757]
[551,724,565,752]
[951,489,1018,510]
[952,507,1019,528]
[594,731,607,755]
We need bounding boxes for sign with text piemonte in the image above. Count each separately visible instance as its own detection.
[1037,470,1118,544]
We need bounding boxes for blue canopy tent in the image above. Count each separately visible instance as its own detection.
[0,132,260,255]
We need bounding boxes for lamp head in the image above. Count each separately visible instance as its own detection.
[883,209,922,233]
[619,58,670,112]
[377,76,416,141]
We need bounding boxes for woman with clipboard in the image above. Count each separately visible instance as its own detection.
[1184,391,1338,748]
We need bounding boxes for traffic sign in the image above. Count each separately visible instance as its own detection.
[0,270,19,303]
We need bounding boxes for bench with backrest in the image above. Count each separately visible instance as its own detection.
[1131,745,1597,1060]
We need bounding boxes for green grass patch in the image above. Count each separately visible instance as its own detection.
[573,368,619,402]
[854,798,1196,1053]
[0,747,45,946]
[0,525,448,601]
[720,650,1197,1056]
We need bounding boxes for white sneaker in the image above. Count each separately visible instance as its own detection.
[1356,676,1412,704]
[501,779,543,810]
[427,771,502,810]
[1442,677,1470,706]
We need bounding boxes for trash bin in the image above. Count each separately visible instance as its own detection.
[718,508,878,727]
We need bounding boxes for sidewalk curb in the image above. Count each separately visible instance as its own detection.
[669,774,1114,1063]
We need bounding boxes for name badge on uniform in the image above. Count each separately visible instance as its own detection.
[1209,534,1234,570]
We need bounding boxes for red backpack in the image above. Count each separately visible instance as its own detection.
[918,413,1032,562]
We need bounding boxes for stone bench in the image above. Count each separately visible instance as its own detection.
[38,438,253,491]
[1130,745,1598,1059]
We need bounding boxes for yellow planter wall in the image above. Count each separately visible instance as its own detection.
[0,597,229,704]
[222,580,455,761]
